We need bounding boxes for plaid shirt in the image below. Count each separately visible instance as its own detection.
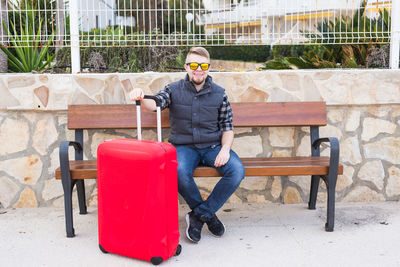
[155,83,234,132]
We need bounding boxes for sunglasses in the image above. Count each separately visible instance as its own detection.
[186,62,210,71]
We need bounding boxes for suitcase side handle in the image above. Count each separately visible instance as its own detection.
[135,95,162,142]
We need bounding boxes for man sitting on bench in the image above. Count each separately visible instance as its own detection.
[129,46,245,243]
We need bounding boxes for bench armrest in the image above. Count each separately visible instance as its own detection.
[312,137,340,171]
[59,141,83,180]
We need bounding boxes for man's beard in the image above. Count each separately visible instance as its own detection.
[191,76,205,85]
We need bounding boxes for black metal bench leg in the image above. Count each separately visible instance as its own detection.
[76,180,87,215]
[62,177,75,238]
[325,181,336,232]
[325,167,338,232]
[308,175,320,210]
[59,141,82,238]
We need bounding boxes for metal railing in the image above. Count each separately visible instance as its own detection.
[0,0,395,48]
[0,0,398,71]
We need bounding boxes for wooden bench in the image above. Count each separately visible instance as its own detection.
[55,101,343,238]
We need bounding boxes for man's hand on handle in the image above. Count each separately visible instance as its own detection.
[129,88,145,101]
[129,88,156,111]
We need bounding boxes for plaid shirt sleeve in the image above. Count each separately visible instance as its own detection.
[218,93,234,131]
[153,85,172,110]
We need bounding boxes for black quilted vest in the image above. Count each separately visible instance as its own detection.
[167,75,225,149]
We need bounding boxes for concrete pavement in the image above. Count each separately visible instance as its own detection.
[1,202,399,267]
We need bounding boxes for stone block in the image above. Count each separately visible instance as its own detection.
[268,87,301,102]
[39,75,49,83]
[232,135,263,157]
[75,77,105,96]
[272,149,292,157]
[279,73,300,91]
[336,164,354,191]
[366,106,389,117]
[358,160,384,190]
[375,82,400,103]
[327,109,346,124]
[200,189,210,201]
[121,79,133,92]
[341,136,362,164]
[302,75,323,101]
[8,76,35,88]
[149,76,172,93]
[319,125,342,140]
[13,187,38,208]
[234,127,252,135]
[361,118,397,141]
[296,135,310,157]
[240,176,267,191]
[142,130,158,141]
[0,155,43,185]
[363,137,400,164]
[33,116,58,155]
[392,107,400,118]
[104,75,125,104]
[350,79,376,104]
[271,177,282,199]
[0,79,20,108]
[88,188,98,207]
[0,176,19,208]
[386,166,400,197]
[247,194,271,203]
[269,127,294,147]
[343,186,384,202]
[283,187,303,204]
[238,86,269,102]
[196,177,219,192]
[34,86,49,108]
[289,176,310,194]
[0,118,29,156]
[345,110,361,132]
[227,193,243,204]
[42,178,64,201]
[319,79,350,104]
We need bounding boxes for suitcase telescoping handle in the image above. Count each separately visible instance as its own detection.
[135,95,162,142]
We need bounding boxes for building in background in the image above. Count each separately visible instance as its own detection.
[198,0,392,45]
[79,0,135,32]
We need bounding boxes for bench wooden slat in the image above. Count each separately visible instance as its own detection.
[68,104,171,129]
[232,102,326,126]
[55,157,343,180]
[67,102,327,129]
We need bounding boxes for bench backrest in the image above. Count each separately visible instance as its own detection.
[67,102,327,130]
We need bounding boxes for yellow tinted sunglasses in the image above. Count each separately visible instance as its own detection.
[186,62,210,71]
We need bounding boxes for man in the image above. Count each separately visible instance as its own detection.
[129,47,245,243]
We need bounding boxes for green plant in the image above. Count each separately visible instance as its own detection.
[207,45,272,63]
[1,18,55,72]
[264,3,390,70]
[7,0,59,39]
[307,3,390,44]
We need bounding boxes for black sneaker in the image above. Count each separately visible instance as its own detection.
[206,214,225,237]
[185,211,204,243]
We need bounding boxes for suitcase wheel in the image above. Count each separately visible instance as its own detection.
[99,244,108,254]
[174,244,182,256]
[150,257,163,265]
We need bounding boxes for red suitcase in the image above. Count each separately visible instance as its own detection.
[97,98,181,265]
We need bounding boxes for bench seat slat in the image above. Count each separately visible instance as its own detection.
[55,157,343,180]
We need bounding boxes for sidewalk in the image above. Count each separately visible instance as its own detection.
[1,202,399,267]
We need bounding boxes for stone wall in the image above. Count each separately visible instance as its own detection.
[0,70,399,208]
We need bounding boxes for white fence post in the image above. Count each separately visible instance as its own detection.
[390,0,400,69]
[70,0,81,73]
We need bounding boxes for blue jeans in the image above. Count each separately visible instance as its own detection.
[175,145,245,219]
